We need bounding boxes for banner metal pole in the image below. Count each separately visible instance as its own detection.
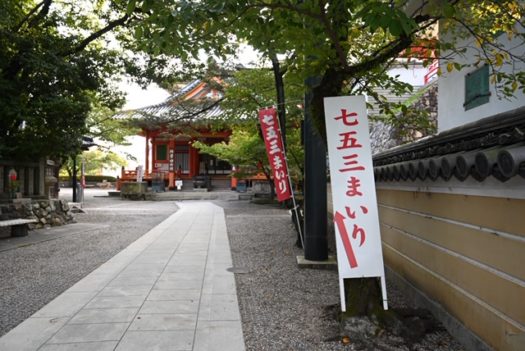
[274,106,304,248]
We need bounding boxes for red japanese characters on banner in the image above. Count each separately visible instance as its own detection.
[324,96,388,312]
[258,108,291,202]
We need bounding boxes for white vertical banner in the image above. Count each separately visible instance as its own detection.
[136,165,144,183]
[324,95,388,311]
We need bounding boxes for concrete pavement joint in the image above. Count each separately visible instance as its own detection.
[37,208,185,349]
[112,207,196,349]
[0,201,244,351]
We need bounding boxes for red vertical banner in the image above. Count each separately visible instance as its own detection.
[258,108,292,202]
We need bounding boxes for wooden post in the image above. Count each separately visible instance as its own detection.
[190,145,199,177]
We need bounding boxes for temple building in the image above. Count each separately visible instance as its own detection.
[115,80,233,190]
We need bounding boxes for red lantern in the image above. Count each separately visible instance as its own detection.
[8,169,17,182]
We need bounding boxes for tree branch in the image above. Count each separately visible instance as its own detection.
[318,0,350,70]
[250,1,324,21]
[27,0,53,29]
[343,35,413,76]
[62,13,131,56]
[14,0,45,32]
[452,16,525,65]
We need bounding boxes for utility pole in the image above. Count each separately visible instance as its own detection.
[303,76,328,261]
[72,156,77,202]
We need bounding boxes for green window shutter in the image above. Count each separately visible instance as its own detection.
[156,144,167,161]
[464,65,490,110]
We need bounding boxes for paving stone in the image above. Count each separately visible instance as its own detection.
[202,274,236,295]
[33,292,96,318]
[115,330,194,351]
[193,320,245,351]
[0,197,179,337]
[47,323,128,344]
[198,294,242,321]
[158,272,204,281]
[39,340,118,351]
[84,296,145,309]
[66,274,114,293]
[154,279,203,290]
[147,289,201,302]
[0,317,68,351]
[107,275,159,287]
[0,201,245,351]
[129,314,197,331]
[164,264,206,273]
[98,285,152,298]
[69,308,138,324]
[139,300,199,314]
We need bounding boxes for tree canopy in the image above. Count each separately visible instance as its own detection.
[0,0,151,161]
[132,0,524,139]
[2,0,523,159]
[60,149,127,177]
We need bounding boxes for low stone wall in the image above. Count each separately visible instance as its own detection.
[0,199,74,230]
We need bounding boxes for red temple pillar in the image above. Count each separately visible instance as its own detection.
[145,131,150,175]
[190,146,199,177]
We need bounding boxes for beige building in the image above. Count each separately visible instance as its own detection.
[371,25,525,351]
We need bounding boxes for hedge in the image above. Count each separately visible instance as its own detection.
[59,175,117,183]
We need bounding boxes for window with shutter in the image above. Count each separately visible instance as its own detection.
[464,65,490,110]
[156,144,167,161]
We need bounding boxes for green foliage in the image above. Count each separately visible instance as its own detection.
[438,1,525,97]
[60,150,127,177]
[87,93,139,146]
[59,175,117,183]
[131,0,525,141]
[0,0,148,161]
[193,129,266,177]
[220,68,303,126]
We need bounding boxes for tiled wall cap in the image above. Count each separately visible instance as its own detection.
[497,144,525,178]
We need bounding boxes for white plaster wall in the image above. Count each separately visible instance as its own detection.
[438,30,525,132]
[388,65,428,86]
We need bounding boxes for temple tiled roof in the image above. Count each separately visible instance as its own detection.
[114,80,224,123]
[373,106,525,182]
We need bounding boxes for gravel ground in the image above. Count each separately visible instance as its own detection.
[0,190,178,337]
[217,199,464,351]
[0,192,466,350]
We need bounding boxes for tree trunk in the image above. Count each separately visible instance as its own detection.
[342,278,386,320]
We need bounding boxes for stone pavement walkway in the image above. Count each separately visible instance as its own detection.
[0,201,245,351]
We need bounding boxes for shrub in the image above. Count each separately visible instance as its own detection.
[59,175,117,183]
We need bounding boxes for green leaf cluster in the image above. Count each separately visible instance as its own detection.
[60,149,128,177]
[0,0,148,161]
[132,0,524,142]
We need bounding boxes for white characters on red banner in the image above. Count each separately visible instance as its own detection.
[258,108,291,202]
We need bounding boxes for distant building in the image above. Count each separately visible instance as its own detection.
[437,30,525,132]
[369,59,438,154]
[372,23,525,351]
[115,80,233,190]
[0,158,59,200]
